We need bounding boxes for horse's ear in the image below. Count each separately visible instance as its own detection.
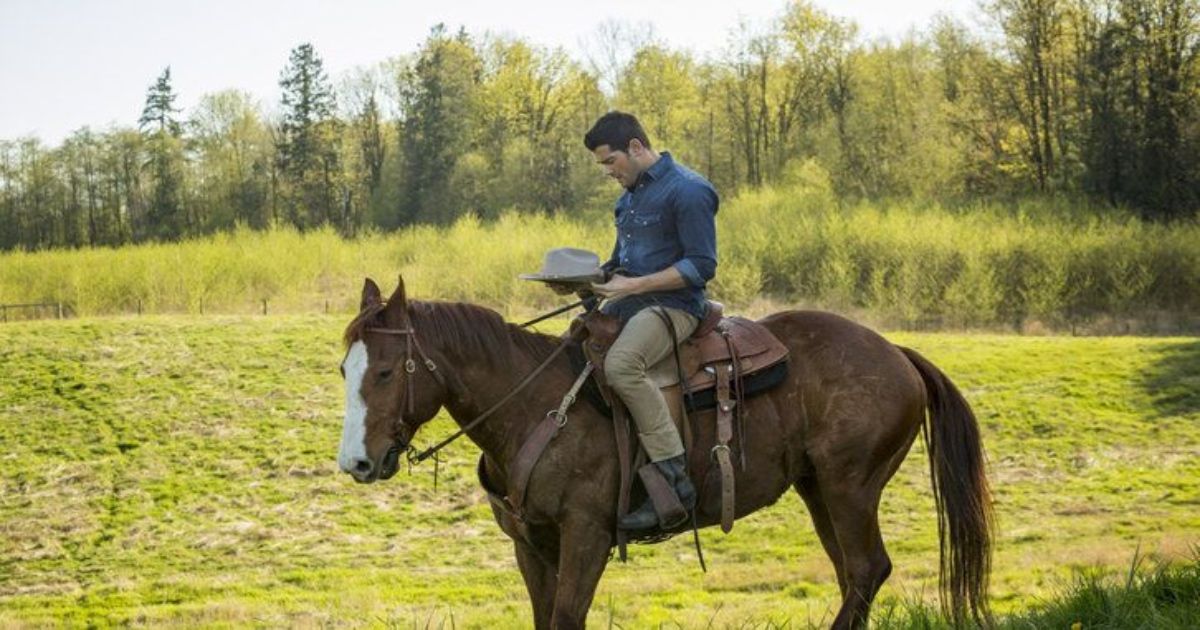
[361,278,383,310]
[387,274,408,308]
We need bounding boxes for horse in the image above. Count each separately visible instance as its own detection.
[336,276,993,629]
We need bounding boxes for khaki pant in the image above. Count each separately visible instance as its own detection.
[603,306,699,462]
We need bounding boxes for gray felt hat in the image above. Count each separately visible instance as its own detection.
[519,247,604,283]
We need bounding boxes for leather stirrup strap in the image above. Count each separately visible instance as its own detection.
[723,331,747,471]
[612,398,632,561]
[714,362,736,533]
[653,308,694,455]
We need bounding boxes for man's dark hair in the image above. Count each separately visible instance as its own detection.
[583,111,652,152]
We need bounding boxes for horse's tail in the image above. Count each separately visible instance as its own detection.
[899,346,993,626]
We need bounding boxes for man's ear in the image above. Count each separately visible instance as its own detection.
[627,138,644,157]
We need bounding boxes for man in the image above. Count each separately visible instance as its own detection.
[584,111,719,531]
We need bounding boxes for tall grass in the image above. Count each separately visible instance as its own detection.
[870,552,1200,629]
[1,184,1197,331]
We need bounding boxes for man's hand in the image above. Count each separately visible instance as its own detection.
[590,274,644,301]
[544,281,579,296]
[592,267,688,301]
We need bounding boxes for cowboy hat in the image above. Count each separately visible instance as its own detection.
[519,247,605,283]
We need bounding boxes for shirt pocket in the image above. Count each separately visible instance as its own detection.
[622,208,666,236]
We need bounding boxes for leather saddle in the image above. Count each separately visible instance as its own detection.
[575,301,790,408]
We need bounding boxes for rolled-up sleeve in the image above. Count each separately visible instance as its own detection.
[672,181,719,288]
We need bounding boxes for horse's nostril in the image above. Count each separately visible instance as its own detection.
[354,459,373,474]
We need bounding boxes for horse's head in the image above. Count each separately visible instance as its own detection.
[337,276,448,483]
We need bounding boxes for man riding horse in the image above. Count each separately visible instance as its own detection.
[580,111,719,531]
[336,111,993,629]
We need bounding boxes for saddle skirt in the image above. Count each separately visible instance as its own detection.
[647,315,790,394]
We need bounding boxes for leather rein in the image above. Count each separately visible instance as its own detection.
[364,302,586,466]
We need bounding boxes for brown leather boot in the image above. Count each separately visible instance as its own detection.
[619,455,696,531]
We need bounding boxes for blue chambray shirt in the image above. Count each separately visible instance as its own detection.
[600,152,719,322]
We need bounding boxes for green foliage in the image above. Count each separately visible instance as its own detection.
[399,25,484,226]
[0,195,1196,331]
[188,90,274,231]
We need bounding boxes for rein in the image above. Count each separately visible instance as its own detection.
[365,300,589,466]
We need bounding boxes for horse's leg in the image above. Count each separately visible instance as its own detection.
[794,478,847,596]
[821,478,892,630]
[549,514,613,629]
[514,537,559,630]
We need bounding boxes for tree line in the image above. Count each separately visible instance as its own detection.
[1,0,1197,251]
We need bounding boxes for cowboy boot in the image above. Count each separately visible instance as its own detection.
[619,455,697,531]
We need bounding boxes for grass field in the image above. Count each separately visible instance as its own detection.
[1,312,1198,627]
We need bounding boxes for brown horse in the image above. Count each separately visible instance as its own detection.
[336,277,993,629]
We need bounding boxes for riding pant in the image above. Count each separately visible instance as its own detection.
[603,306,699,462]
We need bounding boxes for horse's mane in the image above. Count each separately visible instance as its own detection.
[343,300,563,367]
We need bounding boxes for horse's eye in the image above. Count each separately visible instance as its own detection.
[377,369,394,382]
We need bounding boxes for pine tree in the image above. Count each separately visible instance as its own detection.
[277,43,341,228]
[139,67,186,240]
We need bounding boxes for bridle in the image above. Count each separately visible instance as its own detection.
[362,311,584,465]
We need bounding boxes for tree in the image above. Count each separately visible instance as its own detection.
[1119,0,1200,218]
[277,43,342,229]
[139,67,187,240]
[189,90,273,230]
[398,25,482,224]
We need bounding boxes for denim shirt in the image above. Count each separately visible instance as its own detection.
[600,152,719,322]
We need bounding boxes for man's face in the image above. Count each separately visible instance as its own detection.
[592,143,640,189]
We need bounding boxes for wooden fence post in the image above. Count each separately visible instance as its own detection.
[262,299,267,315]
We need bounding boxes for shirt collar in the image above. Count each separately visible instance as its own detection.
[630,151,673,190]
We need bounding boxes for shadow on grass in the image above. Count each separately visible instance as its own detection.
[1141,340,1200,418]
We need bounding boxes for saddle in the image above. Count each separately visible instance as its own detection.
[577,302,790,550]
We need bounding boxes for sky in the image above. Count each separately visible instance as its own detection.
[0,0,981,145]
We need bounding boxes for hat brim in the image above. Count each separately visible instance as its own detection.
[519,273,604,283]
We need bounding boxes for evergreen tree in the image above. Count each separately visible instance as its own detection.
[277,43,341,229]
[399,25,481,225]
[139,67,183,136]
[139,67,186,240]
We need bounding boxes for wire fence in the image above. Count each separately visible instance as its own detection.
[0,302,75,323]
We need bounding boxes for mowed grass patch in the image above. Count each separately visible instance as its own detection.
[1,314,1197,627]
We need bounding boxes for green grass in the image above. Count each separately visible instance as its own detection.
[1,315,1197,627]
[871,553,1200,629]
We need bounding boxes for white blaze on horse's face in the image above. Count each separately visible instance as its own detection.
[337,341,370,474]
